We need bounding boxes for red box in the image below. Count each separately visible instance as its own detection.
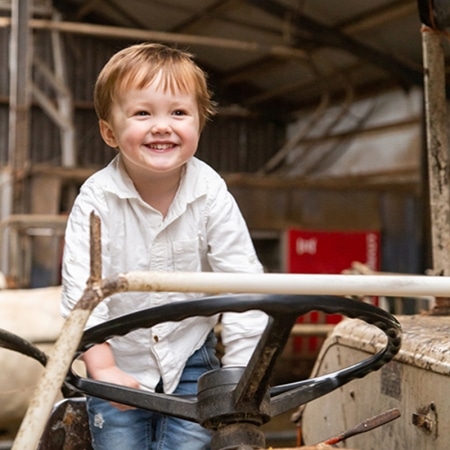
[285,229,380,354]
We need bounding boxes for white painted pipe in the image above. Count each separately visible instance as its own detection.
[122,271,450,298]
[11,308,93,450]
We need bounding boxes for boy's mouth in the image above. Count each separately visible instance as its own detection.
[148,143,176,151]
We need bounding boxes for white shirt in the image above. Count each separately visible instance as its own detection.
[61,155,267,393]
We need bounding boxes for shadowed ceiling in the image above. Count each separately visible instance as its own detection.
[51,0,449,121]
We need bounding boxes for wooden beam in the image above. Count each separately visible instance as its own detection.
[0,16,308,60]
[341,1,417,34]
[224,170,419,193]
[245,62,361,106]
[28,162,419,192]
[170,0,239,33]
[8,0,32,214]
[422,27,450,316]
[244,0,423,88]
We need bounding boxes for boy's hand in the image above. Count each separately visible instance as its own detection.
[91,365,140,410]
[83,342,140,410]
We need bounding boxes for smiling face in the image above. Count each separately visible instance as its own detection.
[99,74,201,181]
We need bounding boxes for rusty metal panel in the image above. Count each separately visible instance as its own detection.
[37,398,93,450]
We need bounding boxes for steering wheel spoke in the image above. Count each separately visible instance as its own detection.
[234,314,297,408]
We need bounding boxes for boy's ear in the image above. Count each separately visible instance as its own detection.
[99,120,118,148]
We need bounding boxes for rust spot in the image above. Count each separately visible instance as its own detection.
[412,412,433,433]
[412,403,437,435]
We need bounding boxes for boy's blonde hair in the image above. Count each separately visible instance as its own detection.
[94,43,216,130]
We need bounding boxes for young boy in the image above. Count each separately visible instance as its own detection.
[61,42,268,450]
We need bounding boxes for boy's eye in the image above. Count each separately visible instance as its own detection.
[136,110,149,116]
[173,109,186,116]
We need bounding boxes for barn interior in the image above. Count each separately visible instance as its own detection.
[2,0,442,285]
[1,0,450,448]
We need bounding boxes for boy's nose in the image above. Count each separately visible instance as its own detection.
[151,118,171,134]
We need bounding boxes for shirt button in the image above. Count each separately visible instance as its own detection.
[153,335,159,343]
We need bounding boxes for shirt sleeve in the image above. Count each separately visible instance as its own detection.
[204,178,268,366]
[60,184,111,328]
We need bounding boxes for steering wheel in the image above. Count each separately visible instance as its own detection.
[66,294,401,450]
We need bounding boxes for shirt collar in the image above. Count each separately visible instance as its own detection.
[102,154,209,206]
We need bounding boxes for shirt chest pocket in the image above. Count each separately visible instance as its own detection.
[172,238,203,272]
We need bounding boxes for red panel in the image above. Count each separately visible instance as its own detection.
[286,229,380,274]
[286,229,381,355]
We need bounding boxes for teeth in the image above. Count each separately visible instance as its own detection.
[150,144,173,150]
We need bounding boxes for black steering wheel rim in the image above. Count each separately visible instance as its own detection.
[77,293,399,347]
[66,294,401,425]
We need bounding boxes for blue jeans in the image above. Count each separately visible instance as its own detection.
[86,333,220,450]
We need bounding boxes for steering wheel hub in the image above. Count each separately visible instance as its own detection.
[198,367,271,429]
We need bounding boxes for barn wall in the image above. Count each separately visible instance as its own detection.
[1,27,286,286]
[234,88,426,275]
[232,185,423,275]
[0,23,426,285]
[0,29,285,170]
[284,88,422,178]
